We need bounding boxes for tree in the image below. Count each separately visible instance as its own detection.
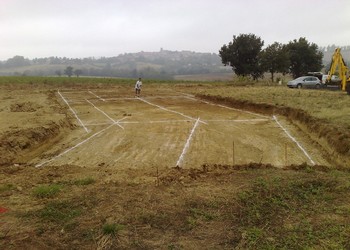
[286,37,323,78]
[219,33,264,79]
[5,55,30,67]
[64,66,73,77]
[55,70,62,77]
[260,42,290,82]
[74,69,82,77]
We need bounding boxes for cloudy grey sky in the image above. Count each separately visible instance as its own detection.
[1,0,349,60]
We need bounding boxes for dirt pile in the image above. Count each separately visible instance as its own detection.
[159,163,336,185]
[10,102,42,112]
[160,163,275,184]
[197,94,350,167]
[0,120,73,166]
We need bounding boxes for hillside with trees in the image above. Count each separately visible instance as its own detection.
[0,50,230,79]
[0,43,348,80]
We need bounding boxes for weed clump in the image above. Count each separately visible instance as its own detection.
[0,183,15,193]
[102,223,124,236]
[32,184,62,198]
[38,200,81,224]
[73,177,95,186]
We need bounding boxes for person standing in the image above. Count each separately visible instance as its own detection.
[135,78,142,97]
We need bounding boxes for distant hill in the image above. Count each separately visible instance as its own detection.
[1,45,349,79]
[0,50,231,80]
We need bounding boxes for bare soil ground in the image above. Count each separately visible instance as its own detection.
[1,85,330,168]
[1,83,348,249]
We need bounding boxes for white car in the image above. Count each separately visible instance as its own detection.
[287,76,322,89]
[322,74,341,84]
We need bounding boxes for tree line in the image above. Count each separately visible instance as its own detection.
[1,41,348,79]
[219,34,325,81]
[0,50,230,79]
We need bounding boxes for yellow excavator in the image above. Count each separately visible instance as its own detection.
[326,48,350,94]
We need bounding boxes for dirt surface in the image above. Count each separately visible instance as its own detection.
[1,83,343,249]
[0,84,330,168]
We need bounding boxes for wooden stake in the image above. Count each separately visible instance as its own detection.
[232,140,235,165]
[285,143,288,166]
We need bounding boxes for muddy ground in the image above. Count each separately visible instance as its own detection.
[1,83,348,249]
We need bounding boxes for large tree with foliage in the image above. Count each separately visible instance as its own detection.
[286,37,323,78]
[260,42,290,82]
[74,69,82,77]
[64,66,73,77]
[219,33,264,79]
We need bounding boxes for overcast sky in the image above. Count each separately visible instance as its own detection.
[1,0,349,60]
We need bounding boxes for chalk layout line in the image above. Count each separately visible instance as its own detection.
[58,90,89,133]
[88,90,105,102]
[137,97,208,125]
[182,95,269,119]
[273,115,315,165]
[35,123,115,168]
[85,99,125,129]
[176,118,201,167]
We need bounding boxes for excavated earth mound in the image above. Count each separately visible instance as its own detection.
[0,120,72,166]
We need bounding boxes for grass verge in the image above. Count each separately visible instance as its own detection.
[232,172,350,249]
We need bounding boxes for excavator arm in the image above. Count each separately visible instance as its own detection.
[327,48,350,92]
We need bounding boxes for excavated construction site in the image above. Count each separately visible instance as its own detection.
[0,85,330,169]
[3,83,346,249]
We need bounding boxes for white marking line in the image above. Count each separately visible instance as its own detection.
[216,104,268,119]
[89,91,105,102]
[58,90,89,133]
[58,90,88,93]
[183,96,199,102]
[103,96,188,102]
[176,118,201,167]
[205,118,270,122]
[85,99,125,130]
[63,101,87,104]
[273,115,315,165]
[35,124,115,168]
[138,95,187,99]
[137,97,207,125]
[84,118,269,126]
[176,91,195,98]
[182,95,268,119]
[120,119,193,124]
[115,116,129,126]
